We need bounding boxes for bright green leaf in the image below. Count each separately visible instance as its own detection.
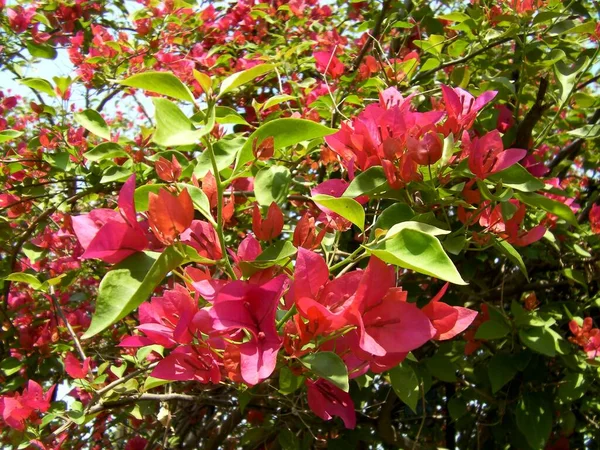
[254,166,291,206]
[313,194,365,231]
[74,109,111,140]
[515,192,577,226]
[83,142,128,162]
[488,164,545,192]
[19,78,56,97]
[0,130,24,143]
[152,98,214,147]
[218,63,276,98]
[118,71,195,103]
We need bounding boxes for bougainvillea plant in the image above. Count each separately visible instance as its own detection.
[1,0,599,448]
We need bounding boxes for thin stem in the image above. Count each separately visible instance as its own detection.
[277,305,297,330]
[204,132,237,280]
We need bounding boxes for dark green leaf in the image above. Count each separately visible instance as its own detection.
[516,393,553,449]
[425,354,457,382]
[301,352,349,392]
[388,363,420,412]
[343,166,388,197]
[488,354,518,393]
[515,192,577,226]
[475,319,510,340]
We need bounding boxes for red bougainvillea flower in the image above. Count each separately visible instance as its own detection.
[462,130,526,179]
[479,199,546,246]
[314,50,345,78]
[306,379,356,429]
[0,380,55,431]
[147,187,194,245]
[294,248,362,334]
[590,204,600,234]
[180,220,223,261]
[151,344,221,384]
[64,352,91,379]
[495,104,514,133]
[439,85,497,135]
[122,284,198,348]
[252,202,284,241]
[421,283,478,340]
[293,213,327,250]
[72,174,148,264]
[252,136,274,160]
[206,275,288,385]
[155,155,182,182]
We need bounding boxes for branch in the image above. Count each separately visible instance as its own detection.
[351,0,392,71]
[413,36,515,82]
[513,77,549,150]
[547,109,600,171]
[88,393,235,414]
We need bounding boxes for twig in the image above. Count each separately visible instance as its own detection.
[351,0,392,71]
[513,77,549,150]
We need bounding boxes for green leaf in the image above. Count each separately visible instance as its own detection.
[19,78,56,97]
[313,194,365,231]
[448,397,468,420]
[27,41,57,59]
[488,354,518,393]
[214,106,250,126]
[385,221,450,238]
[555,57,588,105]
[118,71,195,103]
[475,319,510,340]
[82,248,186,339]
[4,273,42,290]
[218,63,276,98]
[152,98,214,147]
[74,109,111,140]
[254,166,291,206]
[178,183,212,220]
[134,184,164,212]
[143,376,171,391]
[300,352,349,392]
[388,363,420,412]
[413,34,445,56]
[262,94,296,110]
[193,136,245,178]
[488,164,545,192]
[368,203,415,243]
[557,372,586,403]
[563,268,587,288]
[516,393,553,449]
[515,192,577,226]
[0,130,24,143]
[239,241,297,276]
[368,228,466,285]
[567,124,600,139]
[0,358,23,376]
[494,237,529,281]
[83,142,128,162]
[425,354,457,382]
[519,327,556,357]
[279,366,304,395]
[343,166,388,197]
[235,119,336,171]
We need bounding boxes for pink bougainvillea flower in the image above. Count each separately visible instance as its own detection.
[252,202,284,241]
[64,352,91,379]
[0,380,55,431]
[135,284,198,348]
[440,85,497,135]
[479,199,546,246]
[495,104,515,133]
[346,257,436,359]
[462,130,526,179]
[422,283,478,340]
[72,175,148,264]
[590,204,600,234]
[151,345,221,384]
[314,50,345,78]
[206,275,288,385]
[306,379,356,429]
[147,188,194,245]
[180,220,223,261]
